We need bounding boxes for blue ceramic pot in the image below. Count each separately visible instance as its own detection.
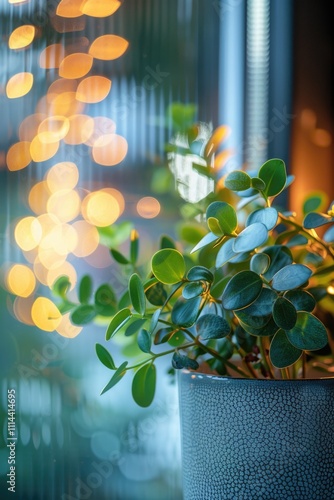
[178,370,334,500]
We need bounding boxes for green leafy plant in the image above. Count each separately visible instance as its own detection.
[53,158,334,407]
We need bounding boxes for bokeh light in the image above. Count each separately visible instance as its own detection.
[56,0,84,18]
[38,116,70,143]
[136,197,161,219]
[6,72,34,98]
[47,189,81,223]
[30,135,59,163]
[89,35,129,60]
[14,217,43,251]
[6,141,32,171]
[46,162,79,192]
[9,25,36,50]
[56,312,82,338]
[28,182,51,215]
[63,114,94,145]
[31,297,62,332]
[6,264,36,297]
[59,53,93,79]
[76,76,112,103]
[81,190,121,227]
[81,0,121,18]
[92,134,128,166]
[71,220,99,257]
[39,44,65,69]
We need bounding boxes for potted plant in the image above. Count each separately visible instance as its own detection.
[53,157,334,499]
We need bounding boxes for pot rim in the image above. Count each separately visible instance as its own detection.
[179,369,334,383]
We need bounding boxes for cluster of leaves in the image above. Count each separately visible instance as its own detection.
[53,159,334,407]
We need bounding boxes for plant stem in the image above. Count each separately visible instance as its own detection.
[259,338,275,379]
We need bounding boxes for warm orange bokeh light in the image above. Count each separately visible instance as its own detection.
[76,76,112,103]
[6,264,36,298]
[59,53,93,79]
[92,134,128,166]
[39,44,65,69]
[47,78,78,97]
[56,0,84,18]
[84,116,116,146]
[89,35,129,60]
[311,129,332,148]
[136,197,161,219]
[46,161,79,192]
[31,297,62,332]
[14,217,42,251]
[56,312,82,338]
[205,125,230,157]
[6,72,34,98]
[19,113,46,142]
[13,296,34,326]
[71,220,99,257]
[64,114,94,145]
[39,222,78,256]
[50,91,85,117]
[30,135,60,163]
[81,0,121,18]
[81,190,121,227]
[28,181,51,215]
[6,141,32,171]
[38,116,70,143]
[38,247,67,270]
[9,25,36,50]
[47,189,81,223]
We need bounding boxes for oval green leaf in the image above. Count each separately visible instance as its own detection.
[258,158,287,197]
[110,248,130,265]
[106,308,132,340]
[187,266,214,283]
[182,282,205,300]
[250,253,270,275]
[286,312,328,351]
[71,305,96,325]
[171,296,202,327]
[251,177,266,191]
[132,363,156,407]
[196,314,230,339]
[137,329,152,353]
[235,288,277,329]
[262,245,293,281]
[246,207,278,231]
[224,170,251,191]
[129,273,146,316]
[151,249,186,284]
[206,201,237,235]
[269,330,302,369]
[216,238,239,268]
[303,212,334,229]
[222,271,263,311]
[272,297,297,330]
[191,232,220,254]
[95,284,117,316]
[284,290,316,312]
[95,343,117,370]
[271,264,312,291]
[79,275,93,304]
[233,223,268,253]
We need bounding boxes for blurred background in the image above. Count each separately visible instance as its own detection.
[0,1,333,499]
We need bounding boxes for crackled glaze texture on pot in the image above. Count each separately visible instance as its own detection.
[179,371,334,500]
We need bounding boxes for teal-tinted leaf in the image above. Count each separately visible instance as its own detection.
[132,364,156,407]
[216,238,239,267]
[210,274,230,299]
[250,253,270,275]
[269,330,302,369]
[224,170,251,191]
[79,275,93,303]
[95,343,117,370]
[324,225,334,243]
[222,271,263,311]
[187,266,214,283]
[239,318,279,337]
[160,235,176,249]
[172,352,199,370]
[235,288,277,329]
[236,188,258,198]
[130,229,139,264]
[307,287,328,302]
[118,290,131,309]
[151,249,186,284]
[251,177,266,191]
[101,361,128,395]
[106,308,132,340]
[262,245,293,281]
[52,275,71,299]
[272,297,297,330]
[171,296,202,327]
[207,217,224,236]
[303,212,334,229]
[286,235,309,247]
[286,312,328,351]
[196,314,230,339]
[182,282,205,299]
[246,207,278,231]
[206,201,237,235]
[233,223,268,253]
[258,158,287,197]
[191,231,219,253]
[95,284,117,316]
[125,318,147,337]
[71,305,96,325]
[129,273,146,316]
[149,308,161,333]
[110,249,130,265]
[271,264,312,291]
[313,264,334,277]
[137,329,152,353]
[168,331,185,347]
[154,327,176,345]
[284,290,316,312]
[234,325,257,352]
